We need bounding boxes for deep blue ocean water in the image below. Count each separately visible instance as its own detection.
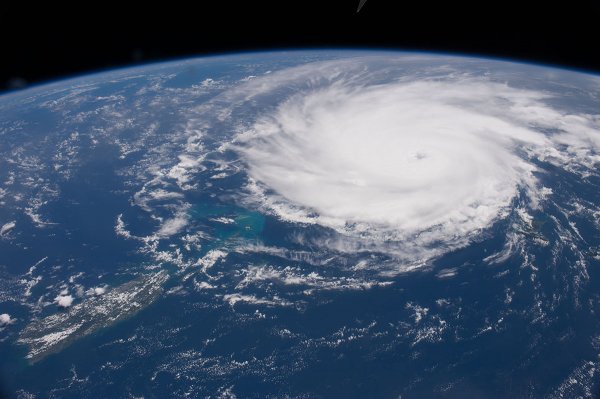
[0,51,599,398]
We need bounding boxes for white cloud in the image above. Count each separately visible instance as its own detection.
[157,214,188,237]
[55,294,74,308]
[210,217,235,224]
[0,221,16,236]
[166,154,206,189]
[194,281,215,290]
[75,285,85,297]
[196,250,227,272]
[22,275,42,297]
[0,313,13,326]
[436,268,458,279]
[86,286,107,296]
[201,78,218,87]
[222,293,291,307]
[406,302,429,324]
[235,264,390,293]
[115,214,133,239]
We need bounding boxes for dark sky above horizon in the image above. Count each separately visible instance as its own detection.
[2,0,600,91]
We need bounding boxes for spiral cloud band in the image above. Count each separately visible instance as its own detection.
[230,58,600,259]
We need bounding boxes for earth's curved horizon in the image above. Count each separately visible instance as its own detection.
[0,50,599,398]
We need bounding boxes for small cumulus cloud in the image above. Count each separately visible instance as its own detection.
[85,285,108,296]
[55,294,74,308]
[0,313,14,326]
[195,281,216,290]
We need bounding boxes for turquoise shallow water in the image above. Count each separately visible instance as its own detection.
[190,203,265,242]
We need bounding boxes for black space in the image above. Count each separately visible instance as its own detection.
[2,0,600,91]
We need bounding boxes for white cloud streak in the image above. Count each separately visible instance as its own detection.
[0,221,16,236]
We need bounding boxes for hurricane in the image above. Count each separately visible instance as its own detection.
[229,60,599,263]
